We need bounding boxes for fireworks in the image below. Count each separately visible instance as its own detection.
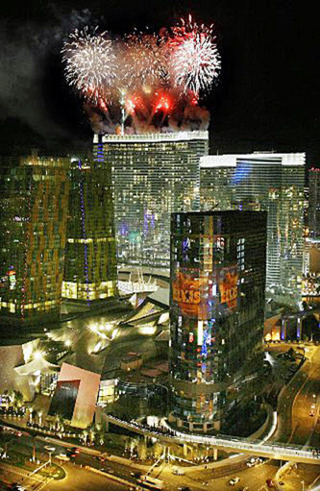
[62,16,221,133]
[168,16,221,95]
[124,31,168,90]
[62,27,117,104]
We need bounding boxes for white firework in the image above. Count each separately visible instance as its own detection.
[123,31,169,90]
[62,27,117,103]
[170,33,220,95]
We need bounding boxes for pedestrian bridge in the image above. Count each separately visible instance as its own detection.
[105,415,319,464]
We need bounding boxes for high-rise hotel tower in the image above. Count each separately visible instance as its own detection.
[62,155,117,302]
[308,168,320,240]
[94,131,208,270]
[169,211,267,432]
[0,156,70,324]
[200,153,305,302]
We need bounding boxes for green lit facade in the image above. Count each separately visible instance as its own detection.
[170,211,267,432]
[94,131,208,269]
[0,156,70,322]
[62,154,117,302]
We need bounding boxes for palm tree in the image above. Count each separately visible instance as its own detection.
[13,391,24,409]
[54,413,64,433]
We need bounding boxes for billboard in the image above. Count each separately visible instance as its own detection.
[172,270,208,319]
[218,266,238,312]
[172,265,238,319]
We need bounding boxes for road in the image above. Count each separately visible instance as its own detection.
[45,464,127,491]
[105,415,319,464]
[290,347,320,447]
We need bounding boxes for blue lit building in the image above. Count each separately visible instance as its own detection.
[200,153,305,303]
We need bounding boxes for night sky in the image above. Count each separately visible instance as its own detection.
[0,0,319,166]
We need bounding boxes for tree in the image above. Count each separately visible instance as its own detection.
[153,442,163,460]
[137,439,147,461]
[13,390,24,409]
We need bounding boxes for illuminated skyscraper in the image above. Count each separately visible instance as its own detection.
[0,156,70,323]
[200,153,305,302]
[94,131,208,269]
[308,168,320,240]
[62,155,117,302]
[169,211,267,432]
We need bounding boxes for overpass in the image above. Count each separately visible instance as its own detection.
[105,415,320,465]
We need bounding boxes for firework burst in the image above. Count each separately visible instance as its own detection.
[62,16,220,134]
[168,16,220,95]
[62,27,117,104]
[123,30,168,90]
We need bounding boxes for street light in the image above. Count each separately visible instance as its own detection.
[44,446,55,473]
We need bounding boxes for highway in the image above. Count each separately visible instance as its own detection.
[105,415,320,464]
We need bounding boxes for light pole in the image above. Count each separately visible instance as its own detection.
[44,446,55,475]
[301,480,305,491]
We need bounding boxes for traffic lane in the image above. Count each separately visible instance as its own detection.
[0,462,43,490]
[277,463,320,491]
[70,453,141,484]
[160,462,279,491]
[292,361,320,445]
[45,463,130,491]
[8,436,142,486]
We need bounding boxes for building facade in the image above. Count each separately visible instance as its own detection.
[200,153,305,303]
[169,211,267,432]
[0,156,70,323]
[94,131,208,270]
[308,168,320,240]
[62,155,117,302]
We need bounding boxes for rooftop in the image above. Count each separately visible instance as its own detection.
[200,152,306,168]
[93,130,209,144]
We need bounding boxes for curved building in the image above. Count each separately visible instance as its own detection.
[169,211,267,432]
[94,131,208,270]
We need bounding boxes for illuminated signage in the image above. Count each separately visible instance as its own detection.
[218,266,238,311]
[172,271,205,318]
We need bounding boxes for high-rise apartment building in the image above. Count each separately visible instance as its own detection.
[94,131,208,269]
[62,155,117,302]
[200,153,305,302]
[308,168,320,240]
[0,156,70,323]
[169,211,267,432]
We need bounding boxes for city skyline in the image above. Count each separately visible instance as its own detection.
[0,1,319,166]
[1,3,320,491]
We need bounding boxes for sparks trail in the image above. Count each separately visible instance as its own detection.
[62,26,117,105]
[61,15,220,134]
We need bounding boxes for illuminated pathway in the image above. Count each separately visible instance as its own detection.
[105,415,320,464]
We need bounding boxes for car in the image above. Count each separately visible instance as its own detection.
[178,487,191,491]
[130,472,141,478]
[229,477,240,486]
[279,481,285,486]
[266,479,275,488]
[172,467,185,476]
[56,453,70,461]
[100,467,114,474]
[309,411,315,417]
